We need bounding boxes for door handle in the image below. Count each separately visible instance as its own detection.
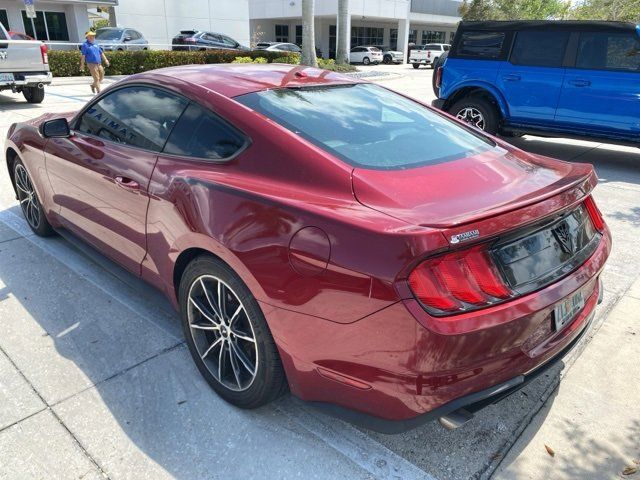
[115,176,140,190]
[569,79,591,87]
[503,74,521,82]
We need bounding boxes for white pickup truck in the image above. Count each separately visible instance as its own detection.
[409,43,450,69]
[0,22,52,103]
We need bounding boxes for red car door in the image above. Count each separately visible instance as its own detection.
[44,85,188,274]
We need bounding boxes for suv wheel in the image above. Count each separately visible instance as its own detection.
[362,57,370,65]
[179,255,287,408]
[449,97,499,135]
[383,55,391,64]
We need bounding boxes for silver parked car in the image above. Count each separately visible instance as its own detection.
[254,42,302,53]
[95,27,148,51]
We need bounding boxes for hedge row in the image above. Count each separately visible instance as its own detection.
[48,49,301,77]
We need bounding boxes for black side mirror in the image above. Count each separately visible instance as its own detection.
[40,118,71,138]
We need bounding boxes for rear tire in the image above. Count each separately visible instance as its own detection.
[412,63,419,69]
[179,255,287,409]
[449,96,500,135]
[23,86,45,104]
[13,160,55,237]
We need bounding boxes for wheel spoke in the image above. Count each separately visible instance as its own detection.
[232,330,256,343]
[230,340,256,376]
[228,345,242,389]
[189,297,221,326]
[201,336,223,359]
[190,322,219,331]
[218,340,226,380]
[217,281,226,320]
[227,305,243,328]
[200,278,223,321]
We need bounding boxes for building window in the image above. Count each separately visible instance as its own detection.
[22,10,69,41]
[408,29,417,45]
[0,9,9,30]
[351,27,383,47]
[390,28,398,50]
[275,24,289,43]
[421,31,445,44]
[295,25,302,46]
[329,25,336,59]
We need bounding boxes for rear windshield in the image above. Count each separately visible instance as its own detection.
[236,83,492,170]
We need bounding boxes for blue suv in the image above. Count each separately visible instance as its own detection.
[432,21,640,145]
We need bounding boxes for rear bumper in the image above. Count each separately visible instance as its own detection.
[410,58,432,64]
[0,71,52,88]
[311,293,598,434]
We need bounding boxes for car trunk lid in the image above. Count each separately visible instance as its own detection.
[352,148,596,229]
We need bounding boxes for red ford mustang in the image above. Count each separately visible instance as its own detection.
[4,64,611,432]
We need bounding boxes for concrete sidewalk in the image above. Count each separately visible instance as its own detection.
[494,278,640,480]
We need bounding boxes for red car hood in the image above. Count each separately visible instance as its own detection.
[352,147,595,228]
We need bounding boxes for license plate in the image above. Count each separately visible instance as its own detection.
[0,73,14,82]
[554,290,585,331]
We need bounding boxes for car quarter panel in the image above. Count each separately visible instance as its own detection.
[142,90,450,323]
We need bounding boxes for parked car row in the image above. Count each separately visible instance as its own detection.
[432,20,640,147]
[409,43,450,68]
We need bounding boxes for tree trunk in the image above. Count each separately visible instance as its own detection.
[336,0,349,64]
[108,7,117,27]
[301,0,318,67]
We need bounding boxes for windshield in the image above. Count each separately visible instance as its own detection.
[96,29,123,40]
[236,84,493,170]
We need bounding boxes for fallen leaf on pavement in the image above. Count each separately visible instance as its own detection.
[622,466,637,475]
[544,444,555,457]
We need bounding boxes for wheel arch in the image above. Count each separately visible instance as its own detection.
[444,84,508,119]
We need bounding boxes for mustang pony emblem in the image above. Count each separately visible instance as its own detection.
[553,222,574,254]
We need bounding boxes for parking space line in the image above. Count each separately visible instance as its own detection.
[277,397,434,480]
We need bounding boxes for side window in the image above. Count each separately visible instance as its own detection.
[456,31,505,59]
[576,32,640,71]
[443,45,450,51]
[76,86,188,152]
[163,103,246,160]
[221,36,237,47]
[510,31,569,67]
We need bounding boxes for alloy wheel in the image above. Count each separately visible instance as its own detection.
[14,164,41,230]
[455,107,486,130]
[187,275,258,392]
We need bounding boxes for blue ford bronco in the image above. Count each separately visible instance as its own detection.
[432,21,640,146]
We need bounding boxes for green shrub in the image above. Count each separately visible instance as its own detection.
[272,55,301,65]
[232,56,254,63]
[48,49,299,77]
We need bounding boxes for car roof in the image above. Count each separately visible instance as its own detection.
[132,64,362,98]
[459,20,638,32]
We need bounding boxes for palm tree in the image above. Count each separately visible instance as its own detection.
[301,0,318,67]
[336,0,350,64]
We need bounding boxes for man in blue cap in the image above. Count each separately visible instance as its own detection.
[80,30,110,93]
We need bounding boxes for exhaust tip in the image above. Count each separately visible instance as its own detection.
[439,408,474,430]
[37,83,44,89]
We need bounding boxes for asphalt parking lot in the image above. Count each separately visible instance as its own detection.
[0,63,638,480]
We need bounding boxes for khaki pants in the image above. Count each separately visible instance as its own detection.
[87,63,105,92]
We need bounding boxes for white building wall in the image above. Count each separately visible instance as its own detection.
[115,0,250,48]
[249,0,409,20]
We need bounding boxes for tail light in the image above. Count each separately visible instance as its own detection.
[435,66,443,88]
[409,244,512,316]
[40,43,48,64]
[584,195,605,231]
[184,37,197,44]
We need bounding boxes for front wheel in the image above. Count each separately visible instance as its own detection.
[449,96,500,135]
[362,56,370,65]
[23,86,45,104]
[179,255,287,408]
[13,160,55,236]
[383,55,391,64]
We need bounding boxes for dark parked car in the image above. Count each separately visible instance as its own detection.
[433,20,640,145]
[5,64,610,433]
[172,30,248,51]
